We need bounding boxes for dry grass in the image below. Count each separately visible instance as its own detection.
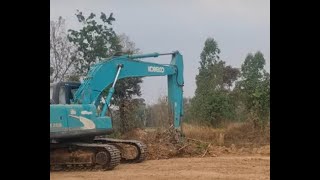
[121,123,270,160]
[183,124,225,145]
[224,122,270,147]
[183,122,270,147]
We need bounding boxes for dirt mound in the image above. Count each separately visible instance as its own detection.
[122,127,184,160]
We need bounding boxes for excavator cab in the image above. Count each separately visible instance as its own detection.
[50,82,81,104]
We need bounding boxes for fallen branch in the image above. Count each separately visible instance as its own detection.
[164,124,174,134]
[187,138,211,144]
[178,144,189,151]
[201,143,212,157]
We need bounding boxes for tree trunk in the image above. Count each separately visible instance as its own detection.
[119,100,126,134]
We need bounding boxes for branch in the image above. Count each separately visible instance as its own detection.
[178,144,189,151]
[187,138,211,144]
[201,143,211,157]
[59,51,77,82]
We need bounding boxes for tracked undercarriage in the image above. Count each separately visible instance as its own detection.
[94,137,148,163]
[50,138,147,171]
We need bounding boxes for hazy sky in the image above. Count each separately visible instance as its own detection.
[51,0,270,104]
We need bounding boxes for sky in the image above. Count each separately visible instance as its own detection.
[50,0,270,105]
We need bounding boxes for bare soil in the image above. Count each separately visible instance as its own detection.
[50,125,270,179]
[50,155,270,180]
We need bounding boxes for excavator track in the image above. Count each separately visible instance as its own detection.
[50,142,121,171]
[94,137,148,163]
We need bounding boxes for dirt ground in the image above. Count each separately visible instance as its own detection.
[51,125,269,179]
[50,155,270,180]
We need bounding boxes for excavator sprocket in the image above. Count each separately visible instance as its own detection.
[94,137,148,163]
[50,142,121,171]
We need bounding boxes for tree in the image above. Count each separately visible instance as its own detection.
[223,65,240,90]
[190,38,240,127]
[199,38,221,70]
[182,97,192,123]
[50,17,77,82]
[68,11,122,76]
[145,96,170,128]
[105,33,143,133]
[109,33,142,106]
[236,51,270,127]
[68,11,143,133]
[118,33,140,54]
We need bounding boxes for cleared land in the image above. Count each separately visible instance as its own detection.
[51,123,270,179]
[50,155,270,180]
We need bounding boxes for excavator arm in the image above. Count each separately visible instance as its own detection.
[74,51,184,128]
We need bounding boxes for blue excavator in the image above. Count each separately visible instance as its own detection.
[50,51,184,171]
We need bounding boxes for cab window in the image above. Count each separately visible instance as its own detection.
[59,86,66,104]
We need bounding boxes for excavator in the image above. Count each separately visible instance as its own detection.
[50,51,184,171]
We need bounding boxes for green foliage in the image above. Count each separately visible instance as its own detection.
[68,11,143,134]
[116,98,146,133]
[191,38,240,127]
[182,97,192,123]
[109,98,146,133]
[97,34,143,105]
[191,91,237,126]
[189,38,269,128]
[67,73,81,82]
[199,38,221,70]
[236,51,270,126]
[68,10,122,76]
[105,34,143,134]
